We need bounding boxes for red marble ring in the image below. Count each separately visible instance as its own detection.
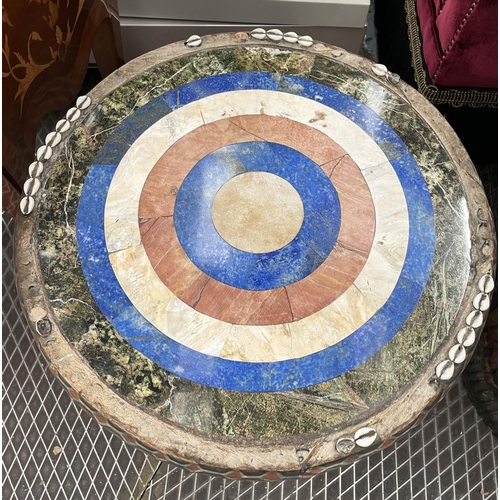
[139,114,376,325]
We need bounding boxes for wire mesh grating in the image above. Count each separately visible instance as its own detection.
[3,211,498,499]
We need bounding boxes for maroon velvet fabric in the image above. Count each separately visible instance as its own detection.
[417,0,443,77]
[416,0,497,88]
[432,0,445,17]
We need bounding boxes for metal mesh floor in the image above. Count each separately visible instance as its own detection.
[2,211,498,499]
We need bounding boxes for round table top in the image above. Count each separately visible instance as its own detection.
[15,32,496,478]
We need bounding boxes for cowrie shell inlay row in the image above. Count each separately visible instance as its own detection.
[250,28,314,47]
[20,94,92,216]
[435,273,495,381]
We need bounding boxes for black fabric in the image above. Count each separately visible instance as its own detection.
[374,0,417,86]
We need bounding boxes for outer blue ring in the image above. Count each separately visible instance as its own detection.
[174,142,341,290]
[76,72,435,392]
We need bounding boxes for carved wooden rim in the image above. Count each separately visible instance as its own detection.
[14,32,496,474]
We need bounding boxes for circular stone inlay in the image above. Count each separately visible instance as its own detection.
[212,172,304,253]
[78,75,434,391]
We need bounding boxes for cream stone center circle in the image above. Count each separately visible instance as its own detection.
[211,171,305,253]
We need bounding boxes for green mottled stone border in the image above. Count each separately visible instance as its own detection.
[15,32,496,475]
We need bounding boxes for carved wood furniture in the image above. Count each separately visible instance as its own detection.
[2,0,123,215]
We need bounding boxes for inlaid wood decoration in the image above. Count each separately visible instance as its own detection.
[2,0,122,190]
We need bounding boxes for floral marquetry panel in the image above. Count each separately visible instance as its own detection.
[15,32,495,477]
[2,0,123,189]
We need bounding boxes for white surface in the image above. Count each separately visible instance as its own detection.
[117,0,369,28]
